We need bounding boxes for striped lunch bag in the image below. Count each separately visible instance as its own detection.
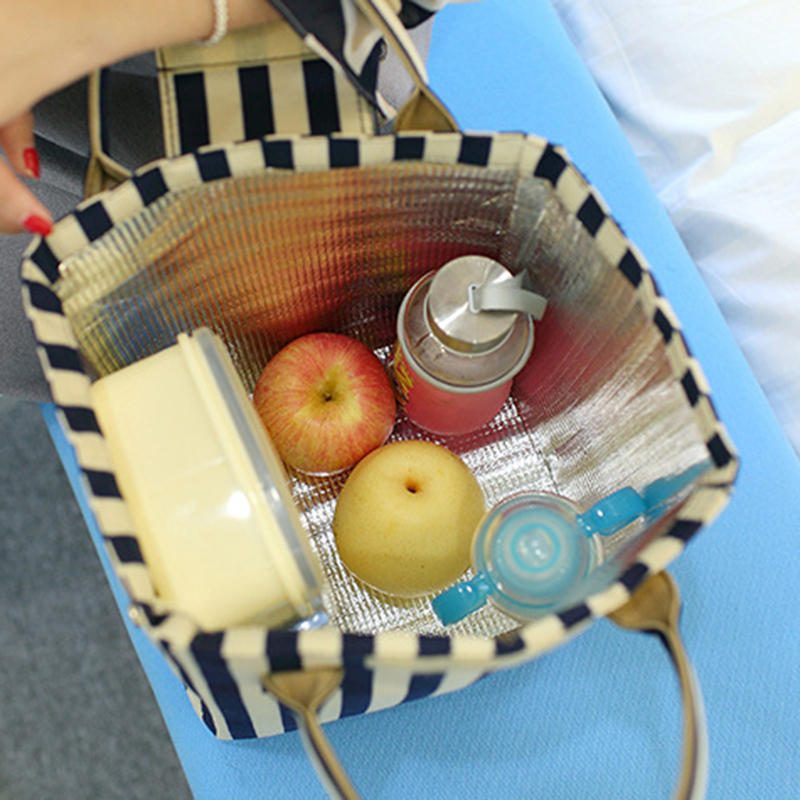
[21,1,736,796]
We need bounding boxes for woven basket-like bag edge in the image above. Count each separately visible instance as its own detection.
[20,131,739,677]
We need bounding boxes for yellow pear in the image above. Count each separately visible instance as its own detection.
[333,441,485,596]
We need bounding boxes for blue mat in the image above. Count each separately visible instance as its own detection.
[46,1,800,797]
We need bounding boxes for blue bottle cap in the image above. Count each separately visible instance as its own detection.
[480,495,598,617]
[432,493,599,626]
[432,466,710,627]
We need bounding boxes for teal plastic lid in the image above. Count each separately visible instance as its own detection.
[490,508,588,602]
[479,494,599,618]
[432,493,602,625]
[432,464,709,627]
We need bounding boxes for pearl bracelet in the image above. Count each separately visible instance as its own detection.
[200,0,229,46]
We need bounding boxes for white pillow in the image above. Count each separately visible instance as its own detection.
[551,0,800,453]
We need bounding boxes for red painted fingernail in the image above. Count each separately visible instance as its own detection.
[23,147,40,179]
[23,214,53,236]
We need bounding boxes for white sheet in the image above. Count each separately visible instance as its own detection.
[552,0,800,453]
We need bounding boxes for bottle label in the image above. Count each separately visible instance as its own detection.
[390,340,414,408]
[391,339,512,436]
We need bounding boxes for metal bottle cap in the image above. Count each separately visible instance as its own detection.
[425,256,519,353]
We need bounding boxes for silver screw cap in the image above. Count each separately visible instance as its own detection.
[426,256,518,353]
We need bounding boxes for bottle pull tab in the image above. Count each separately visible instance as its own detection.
[468,272,548,320]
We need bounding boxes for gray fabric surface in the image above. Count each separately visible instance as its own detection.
[0,397,191,800]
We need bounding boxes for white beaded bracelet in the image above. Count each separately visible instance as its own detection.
[200,0,229,46]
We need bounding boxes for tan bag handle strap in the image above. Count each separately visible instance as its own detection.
[610,572,709,800]
[264,573,707,800]
[263,669,360,800]
[84,69,133,197]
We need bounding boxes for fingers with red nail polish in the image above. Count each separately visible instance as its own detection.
[23,147,40,179]
[0,149,52,235]
[0,111,52,235]
[23,215,52,236]
[0,111,38,177]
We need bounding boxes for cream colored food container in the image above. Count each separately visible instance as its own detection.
[90,328,324,631]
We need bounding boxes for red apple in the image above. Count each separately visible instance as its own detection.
[253,333,396,475]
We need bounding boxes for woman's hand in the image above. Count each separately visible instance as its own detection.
[0,0,278,235]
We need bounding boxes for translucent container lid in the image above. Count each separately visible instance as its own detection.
[186,329,322,596]
[476,493,601,617]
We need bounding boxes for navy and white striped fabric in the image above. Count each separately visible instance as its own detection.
[20,131,737,740]
[270,0,449,109]
[155,1,453,156]
[157,18,379,157]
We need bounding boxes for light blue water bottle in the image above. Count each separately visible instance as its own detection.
[431,461,708,626]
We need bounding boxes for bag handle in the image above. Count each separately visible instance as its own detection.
[84,69,134,197]
[263,668,359,800]
[84,0,456,197]
[264,572,708,800]
[610,572,709,800]
[350,0,457,132]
